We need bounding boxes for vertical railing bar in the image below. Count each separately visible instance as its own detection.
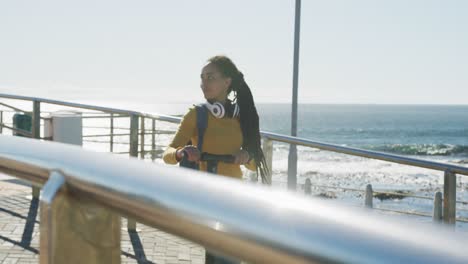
[140,117,145,159]
[32,101,41,198]
[443,170,456,225]
[365,184,373,208]
[110,113,114,152]
[0,110,3,134]
[127,114,139,231]
[304,178,312,195]
[433,191,443,223]
[262,138,273,185]
[32,101,41,139]
[129,115,139,157]
[151,118,156,162]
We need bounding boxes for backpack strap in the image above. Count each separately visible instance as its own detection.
[197,105,218,174]
[179,105,208,170]
[196,105,208,152]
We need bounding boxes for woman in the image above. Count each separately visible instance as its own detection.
[162,55,270,264]
[163,55,269,182]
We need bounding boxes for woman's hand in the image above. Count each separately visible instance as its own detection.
[176,145,201,162]
[233,150,250,165]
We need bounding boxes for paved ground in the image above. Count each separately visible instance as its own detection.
[0,176,206,264]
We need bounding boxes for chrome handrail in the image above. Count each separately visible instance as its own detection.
[1,135,468,263]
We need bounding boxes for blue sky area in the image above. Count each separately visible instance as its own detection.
[1,0,466,104]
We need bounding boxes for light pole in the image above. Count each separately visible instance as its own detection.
[288,0,301,190]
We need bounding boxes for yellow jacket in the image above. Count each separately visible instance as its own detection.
[163,106,257,179]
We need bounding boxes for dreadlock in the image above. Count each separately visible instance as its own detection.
[207,55,270,184]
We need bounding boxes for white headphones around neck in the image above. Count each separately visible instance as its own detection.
[204,101,240,119]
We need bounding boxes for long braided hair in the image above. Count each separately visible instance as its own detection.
[207,55,270,184]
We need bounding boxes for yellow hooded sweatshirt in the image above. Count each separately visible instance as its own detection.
[162,106,256,179]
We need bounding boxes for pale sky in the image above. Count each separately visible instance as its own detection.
[1,0,467,104]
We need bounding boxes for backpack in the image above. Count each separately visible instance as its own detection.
[179,105,208,170]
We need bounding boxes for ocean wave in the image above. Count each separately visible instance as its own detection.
[365,144,468,156]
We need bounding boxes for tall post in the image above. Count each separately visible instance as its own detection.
[288,0,301,191]
[127,115,139,231]
[32,101,41,198]
[443,170,456,225]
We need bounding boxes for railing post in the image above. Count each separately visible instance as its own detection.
[32,101,41,198]
[127,114,139,231]
[288,144,297,190]
[40,171,121,264]
[140,117,145,159]
[433,191,443,223]
[262,138,273,185]
[110,113,114,152]
[443,170,456,225]
[0,110,3,134]
[129,114,139,157]
[304,178,312,195]
[32,101,41,139]
[365,184,373,208]
[151,119,156,162]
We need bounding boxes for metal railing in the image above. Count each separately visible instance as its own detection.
[1,135,468,263]
[0,93,467,226]
[260,132,468,224]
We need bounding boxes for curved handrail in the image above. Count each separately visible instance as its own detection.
[0,135,468,263]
